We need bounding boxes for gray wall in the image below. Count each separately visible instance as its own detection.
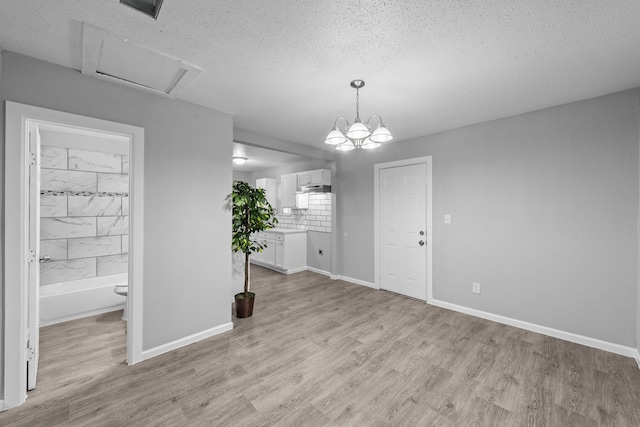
[232,170,252,183]
[337,89,640,348]
[307,231,331,272]
[0,51,233,396]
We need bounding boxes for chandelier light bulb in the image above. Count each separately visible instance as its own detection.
[335,142,355,151]
[346,121,370,140]
[324,128,347,145]
[369,125,393,143]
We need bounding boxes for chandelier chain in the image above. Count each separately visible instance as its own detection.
[355,88,360,121]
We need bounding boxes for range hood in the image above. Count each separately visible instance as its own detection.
[299,184,332,193]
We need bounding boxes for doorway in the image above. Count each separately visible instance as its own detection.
[374,157,433,301]
[3,102,145,410]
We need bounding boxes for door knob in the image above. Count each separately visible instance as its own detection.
[418,240,425,246]
[39,255,51,263]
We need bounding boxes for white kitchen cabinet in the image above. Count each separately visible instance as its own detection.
[262,238,276,266]
[251,239,264,264]
[281,173,298,208]
[296,193,309,209]
[255,178,278,210]
[298,169,331,187]
[250,229,307,274]
[282,169,331,210]
[275,240,285,269]
[297,171,311,187]
[251,232,274,266]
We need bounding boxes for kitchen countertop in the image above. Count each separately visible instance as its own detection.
[266,228,307,234]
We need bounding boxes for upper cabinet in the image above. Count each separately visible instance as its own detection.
[281,174,298,208]
[297,169,331,187]
[255,178,278,209]
[282,169,331,209]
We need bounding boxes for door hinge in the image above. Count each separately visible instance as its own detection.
[28,250,36,263]
[27,347,36,361]
[29,152,37,166]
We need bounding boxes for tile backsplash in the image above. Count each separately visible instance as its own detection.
[276,193,332,232]
[39,145,129,285]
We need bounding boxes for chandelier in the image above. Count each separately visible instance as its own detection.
[324,80,393,151]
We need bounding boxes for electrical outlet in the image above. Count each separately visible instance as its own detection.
[318,249,323,255]
[444,214,452,224]
[472,282,481,294]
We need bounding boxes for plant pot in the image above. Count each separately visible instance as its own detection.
[235,292,255,318]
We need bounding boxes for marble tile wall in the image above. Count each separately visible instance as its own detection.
[39,145,130,285]
[276,193,332,233]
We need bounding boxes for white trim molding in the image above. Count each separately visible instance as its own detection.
[285,266,307,275]
[141,323,234,361]
[3,102,145,410]
[374,156,433,302]
[430,298,640,362]
[306,266,331,277]
[333,275,377,289]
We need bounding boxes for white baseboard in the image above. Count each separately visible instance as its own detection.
[429,298,639,361]
[306,266,331,276]
[285,266,307,274]
[333,275,377,289]
[141,322,233,361]
[0,399,5,412]
[635,350,640,369]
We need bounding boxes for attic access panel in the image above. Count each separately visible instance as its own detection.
[81,23,202,98]
[120,0,164,19]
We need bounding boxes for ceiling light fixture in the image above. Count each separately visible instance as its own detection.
[232,156,248,165]
[324,80,393,151]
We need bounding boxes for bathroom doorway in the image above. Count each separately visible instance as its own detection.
[3,102,145,409]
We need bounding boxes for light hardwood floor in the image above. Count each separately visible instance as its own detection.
[2,266,640,426]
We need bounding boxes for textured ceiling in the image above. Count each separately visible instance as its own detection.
[1,1,640,149]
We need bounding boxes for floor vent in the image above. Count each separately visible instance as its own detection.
[81,23,202,98]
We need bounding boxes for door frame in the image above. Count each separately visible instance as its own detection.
[27,123,41,391]
[374,156,433,302]
[3,102,145,410]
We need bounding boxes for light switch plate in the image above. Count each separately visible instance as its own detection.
[444,214,452,224]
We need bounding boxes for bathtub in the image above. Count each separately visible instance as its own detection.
[40,273,127,326]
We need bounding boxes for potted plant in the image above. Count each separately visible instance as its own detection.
[230,180,278,318]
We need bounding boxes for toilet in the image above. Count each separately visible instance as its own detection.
[113,283,128,321]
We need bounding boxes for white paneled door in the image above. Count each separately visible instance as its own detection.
[27,124,41,390]
[379,163,427,300]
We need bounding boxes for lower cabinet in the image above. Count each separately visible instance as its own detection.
[250,230,307,274]
[275,241,285,269]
